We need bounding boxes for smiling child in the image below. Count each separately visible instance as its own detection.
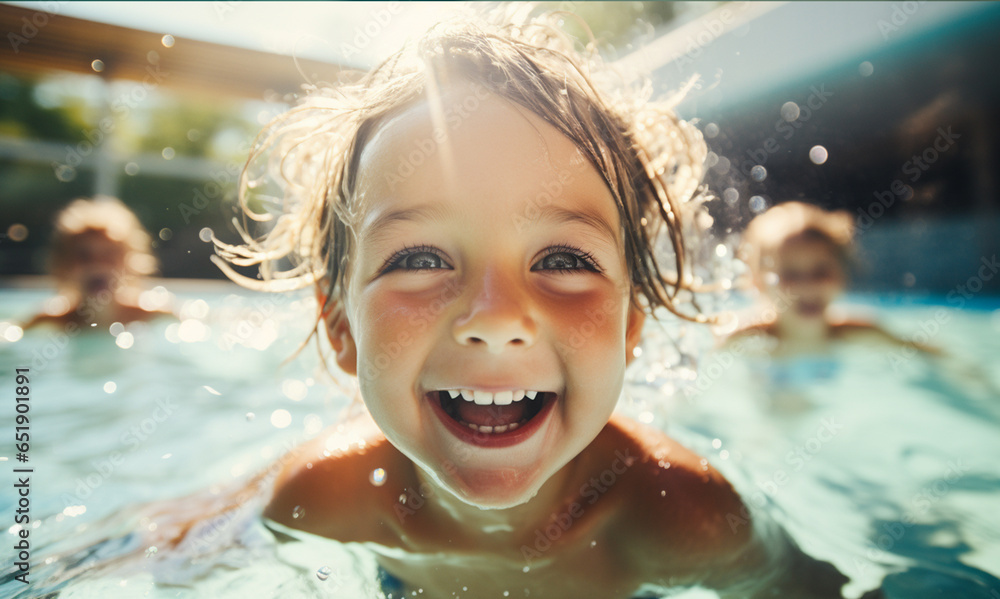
[213,10,878,599]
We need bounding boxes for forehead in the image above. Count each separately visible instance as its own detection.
[353,82,617,234]
[774,234,840,266]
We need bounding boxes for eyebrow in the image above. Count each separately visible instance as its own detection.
[534,204,620,246]
[359,204,451,246]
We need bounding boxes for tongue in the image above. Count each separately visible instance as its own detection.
[456,401,528,427]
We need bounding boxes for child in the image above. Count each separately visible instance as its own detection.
[213,11,879,598]
[727,201,932,361]
[22,196,172,330]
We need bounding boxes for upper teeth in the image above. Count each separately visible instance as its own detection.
[445,389,539,405]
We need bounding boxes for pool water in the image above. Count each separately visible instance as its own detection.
[1,284,999,598]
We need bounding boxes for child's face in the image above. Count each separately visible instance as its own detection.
[762,234,845,320]
[63,230,128,295]
[331,83,643,508]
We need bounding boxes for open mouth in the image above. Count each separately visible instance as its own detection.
[426,389,557,447]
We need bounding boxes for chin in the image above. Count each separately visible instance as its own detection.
[438,463,548,510]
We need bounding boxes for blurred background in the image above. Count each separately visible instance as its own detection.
[1,0,998,295]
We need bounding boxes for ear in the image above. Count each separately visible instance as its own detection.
[318,290,358,376]
[624,301,646,367]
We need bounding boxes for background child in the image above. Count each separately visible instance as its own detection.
[209,11,880,599]
[22,196,172,330]
[727,201,934,358]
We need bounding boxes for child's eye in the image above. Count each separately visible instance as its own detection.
[531,246,602,273]
[381,246,452,273]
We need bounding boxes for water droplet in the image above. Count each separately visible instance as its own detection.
[91,59,105,72]
[749,195,767,214]
[780,101,800,122]
[859,61,874,77]
[809,145,829,165]
[161,34,175,48]
[704,122,719,138]
[316,565,333,581]
[115,332,134,349]
[292,505,305,519]
[54,164,76,182]
[271,409,291,429]
[246,412,255,421]
[370,468,387,486]
[750,165,767,182]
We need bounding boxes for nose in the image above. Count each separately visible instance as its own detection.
[452,268,537,353]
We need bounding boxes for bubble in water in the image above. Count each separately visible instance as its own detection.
[144,546,158,558]
[859,61,874,77]
[147,50,160,65]
[903,273,916,287]
[522,566,531,573]
[370,468,387,486]
[103,381,116,393]
[316,566,333,581]
[715,244,728,258]
[704,122,719,138]
[161,34,175,48]
[660,490,666,497]
[292,506,305,519]
[749,195,767,213]
[124,162,140,176]
[780,101,800,122]
[199,227,214,243]
[398,493,408,505]
[7,223,28,242]
[722,187,739,205]
[809,145,829,165]
[712,156,731,175]
[54,164,77,182]
[750,165,767,182]
[159,228,172,241]
[504,592,509,597]
[246,412,255,421]
[186,129,201,142]
[704,151,719,168]
[109,322,125,336]
[162,147,175,160]
[91,59,104,72]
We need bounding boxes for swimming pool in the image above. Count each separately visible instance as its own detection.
[1,282,998,598]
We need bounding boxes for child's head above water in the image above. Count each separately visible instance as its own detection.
[740,201,854,320]
[216,9,709,508]
[49,196,157,297]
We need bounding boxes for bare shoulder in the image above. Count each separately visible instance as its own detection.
[601,416,749,570]
[723,322,776,350]
[263,416,414,543]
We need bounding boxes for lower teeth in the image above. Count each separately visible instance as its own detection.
[464,420,524,434]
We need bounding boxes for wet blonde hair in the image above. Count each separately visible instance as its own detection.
[739,201,855,279]
[214,7,710,326]
[49,196,157,284]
